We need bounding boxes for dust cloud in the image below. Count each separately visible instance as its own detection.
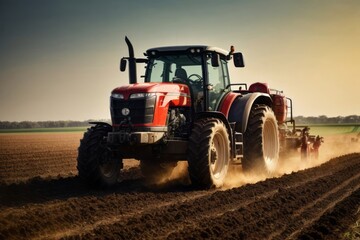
[142,133,360,190]
[223,133,360,190]
[143,162,191,188]
[168,161,191,184]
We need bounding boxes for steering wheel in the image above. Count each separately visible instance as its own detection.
[172,78,186,84]
[187,74,203,85]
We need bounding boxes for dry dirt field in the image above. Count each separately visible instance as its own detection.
[0,132,359,239]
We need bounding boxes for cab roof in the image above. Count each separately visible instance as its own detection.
[146,45,229,56]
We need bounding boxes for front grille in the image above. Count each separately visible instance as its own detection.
[110,96,156,125]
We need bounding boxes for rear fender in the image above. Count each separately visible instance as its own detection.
[228,93,272,133]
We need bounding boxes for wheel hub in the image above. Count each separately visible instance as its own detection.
[210,146,218,164]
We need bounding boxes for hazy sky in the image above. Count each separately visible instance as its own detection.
[0,0,359,121]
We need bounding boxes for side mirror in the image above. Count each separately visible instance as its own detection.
[211,53,220,67]
[233,52,245,68]
[120,58,127,72]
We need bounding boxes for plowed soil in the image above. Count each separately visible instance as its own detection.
[0,133,359,239]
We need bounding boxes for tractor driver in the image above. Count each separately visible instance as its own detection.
[173,66,204,111]
[173,66,188,83]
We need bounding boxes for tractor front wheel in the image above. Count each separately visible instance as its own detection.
[188,118,230,189]
[77,124,121,187]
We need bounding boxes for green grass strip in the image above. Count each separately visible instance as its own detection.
[0,127,88,133]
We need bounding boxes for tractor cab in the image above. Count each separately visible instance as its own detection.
[144,46,244,113]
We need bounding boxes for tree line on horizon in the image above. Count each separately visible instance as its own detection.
[294,115,360,124]
[0,115,359,129]
[0,120,109,129]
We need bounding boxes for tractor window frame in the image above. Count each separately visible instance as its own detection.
[205,53,230,111]
[145,53,203,83]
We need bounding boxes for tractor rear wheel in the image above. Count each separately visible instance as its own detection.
[243,104,279,175]
[77,124,121,187]
[188,118,230,189]
[140,160,176,183]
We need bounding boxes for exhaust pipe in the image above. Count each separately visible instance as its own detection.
[125,36,137,84]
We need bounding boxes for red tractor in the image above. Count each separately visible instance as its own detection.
[77,37,321,189]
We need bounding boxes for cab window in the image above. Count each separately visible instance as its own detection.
[207,54,229,110]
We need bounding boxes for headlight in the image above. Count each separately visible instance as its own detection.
[129,93,156,99]
[111,93,124,99]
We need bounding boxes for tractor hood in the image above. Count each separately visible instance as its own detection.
[111,82,191,100]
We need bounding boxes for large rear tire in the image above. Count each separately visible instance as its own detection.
[188,118,230,189]
[243,104,279,175]
[77,124,121,187]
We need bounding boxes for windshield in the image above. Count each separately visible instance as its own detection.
[145,54,203,83]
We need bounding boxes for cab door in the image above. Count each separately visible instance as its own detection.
[206,55,230,111]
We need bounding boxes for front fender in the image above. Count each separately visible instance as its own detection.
[89,121,112,128]
[228,93,272,132]
[195,111,232,137]
[195,111,234,158]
